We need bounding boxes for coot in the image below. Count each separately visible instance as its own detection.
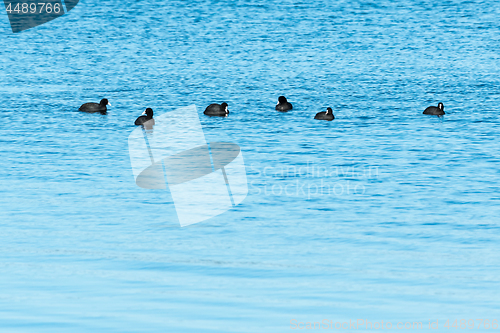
[423,102,445,115]
[204,102,229,117]
[275,96,293,111]
[314,107,335,121]
[135,108,155,129]
[79,99,110,113]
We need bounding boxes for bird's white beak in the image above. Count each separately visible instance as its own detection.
[142,110,147,115]
[107,102,111,106]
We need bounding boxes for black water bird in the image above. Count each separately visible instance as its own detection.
[135,108,155,128]
[204,102,229,116]
[314,107,335,121]
[79,98,110,113]
[275,96,293,111]
[423,102,445,115]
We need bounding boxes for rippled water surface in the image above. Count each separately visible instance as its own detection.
[1,0,500,332]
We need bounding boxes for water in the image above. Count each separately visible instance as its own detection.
[1,0,500,331]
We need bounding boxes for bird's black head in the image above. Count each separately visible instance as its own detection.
[145,108,154,117]
[326,107,333,115]
[278,96,288,104]
[438,102,444,110]
[100,99,109,106]
[221,102,228,112]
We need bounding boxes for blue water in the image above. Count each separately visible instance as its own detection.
[1,0,500,331]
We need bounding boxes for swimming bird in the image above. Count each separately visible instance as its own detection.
[79,98,110,113]
[134,108,155,128]
[275,96,293,111]
[423,102,445,115]
[314,107,335,121]
[204,102,229,116]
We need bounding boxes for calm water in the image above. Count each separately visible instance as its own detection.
[1,0,500,331]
